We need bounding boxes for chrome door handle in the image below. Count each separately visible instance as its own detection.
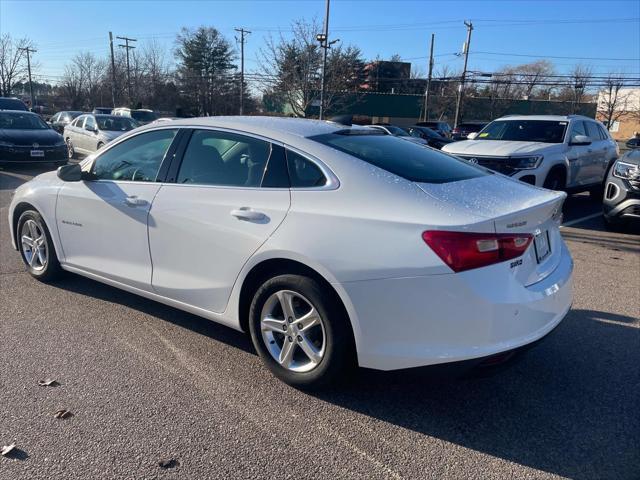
[230,207,266,221]
[124,195,147,207]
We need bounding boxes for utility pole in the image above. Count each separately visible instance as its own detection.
[117,36,136,104]
[453,20,473,128]
[422,33,435,122]
[19,47,37,110]
[109,32,117,107]
[317,0,332,120]
[235,27,251,115]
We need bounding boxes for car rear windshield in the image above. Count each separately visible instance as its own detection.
[310,132,487,183]
[96,116,137,131]
[0,98,28,111]
[477,120,567,143]
[131,111,158,122]
[0,111,48,129]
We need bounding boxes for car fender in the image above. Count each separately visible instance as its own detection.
[9,173,65,259]
[224,246,363,353]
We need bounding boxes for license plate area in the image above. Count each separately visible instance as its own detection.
[533,230,551,264]
[30,150,44,158]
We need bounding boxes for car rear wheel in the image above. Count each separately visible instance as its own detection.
[17,210,62,282]
[249,274,354,389]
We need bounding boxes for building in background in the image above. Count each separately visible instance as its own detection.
[597,87,640,140]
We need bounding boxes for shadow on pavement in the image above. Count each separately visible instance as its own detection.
[50,274,254,355]
[314,309,640,480]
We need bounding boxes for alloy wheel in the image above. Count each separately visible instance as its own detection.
[20,219,48,271]
[260,290,326,373]
[66,140,74,159]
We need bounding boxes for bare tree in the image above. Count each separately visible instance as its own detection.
[0,34,34,96]
[517,60,555,99]
[568,64,593,112]
[598,74,632,130]
[259,18,365,117]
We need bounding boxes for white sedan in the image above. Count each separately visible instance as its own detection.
[8,116,573,388]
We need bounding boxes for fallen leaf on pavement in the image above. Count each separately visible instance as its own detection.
[54,409,73,419]
[38,379,59,387]
[159,458,180,469]
[1,444,16,456]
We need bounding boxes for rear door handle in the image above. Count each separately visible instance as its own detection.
[124,195,147,207]
[230,207,266,221]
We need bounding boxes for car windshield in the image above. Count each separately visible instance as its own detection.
[310,132,486,183]
[96,116,137,131]
[380,125,409,136]
[477,120,567,143]
[131,111,158,122]
[0,111,48,129]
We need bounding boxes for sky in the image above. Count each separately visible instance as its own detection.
[1,0,639,85]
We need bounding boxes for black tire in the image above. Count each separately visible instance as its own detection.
[16,210,62,282]
[248,274,354,389]
[543,168,566,191]
[66,139,75,159]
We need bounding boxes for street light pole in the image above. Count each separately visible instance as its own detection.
[318,0,331,120]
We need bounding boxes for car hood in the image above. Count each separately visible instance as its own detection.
[0,128,63,146]
[442,140,560,157]
[620,149,640,166]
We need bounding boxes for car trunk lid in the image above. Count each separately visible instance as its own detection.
[416,174,565,286]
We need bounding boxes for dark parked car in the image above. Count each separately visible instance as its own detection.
[451,122,487,141]
[49,111,83,133]
[625,137,640,149]
[404,126,454,150]
[603,149,640,229]
[415,120,452,138]
[0,110,67,167]
[92,107,113,115]
[369,124,428,145]
[0,97,28,111]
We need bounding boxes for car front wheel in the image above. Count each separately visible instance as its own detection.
[66,139,75,159]
[17,210,62,282]
[249,274,354,389]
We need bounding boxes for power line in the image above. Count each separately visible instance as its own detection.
[473,51,640,61]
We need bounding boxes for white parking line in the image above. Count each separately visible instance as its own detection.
[560,212,602,228]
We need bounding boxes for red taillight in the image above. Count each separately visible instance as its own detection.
[422,231,533,272]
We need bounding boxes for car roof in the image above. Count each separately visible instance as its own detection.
[137,116,350,141]
[495,114,594,122]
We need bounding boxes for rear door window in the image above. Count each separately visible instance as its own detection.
[310,132,485,183]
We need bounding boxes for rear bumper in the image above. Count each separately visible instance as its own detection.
[343,242,574,370]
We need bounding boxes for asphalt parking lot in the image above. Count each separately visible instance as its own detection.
[1,164,638,480]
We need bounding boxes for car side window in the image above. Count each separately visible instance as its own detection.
[92,129,178,182]
[568,121,587,141]
[73,116,85,128]
[51,113,60,122]
[286,150,327,188]
[85,116,96,130]
[597,124,609,140]
[584,122,600,142]
[177,129,271,187]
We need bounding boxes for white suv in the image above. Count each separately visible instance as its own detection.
[442,115,619,193]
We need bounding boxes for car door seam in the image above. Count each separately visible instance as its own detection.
[147,183,165,295]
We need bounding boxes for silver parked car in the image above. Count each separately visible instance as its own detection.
[63,114,138,158]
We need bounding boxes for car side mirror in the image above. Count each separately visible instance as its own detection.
[57,163,82,182]
[467,132,479,140]
[569,135,591,146]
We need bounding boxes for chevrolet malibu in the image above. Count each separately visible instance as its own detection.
[8,117,573,388]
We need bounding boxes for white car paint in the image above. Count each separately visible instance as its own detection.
[9,116,573,371]
[443,115,618,189]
